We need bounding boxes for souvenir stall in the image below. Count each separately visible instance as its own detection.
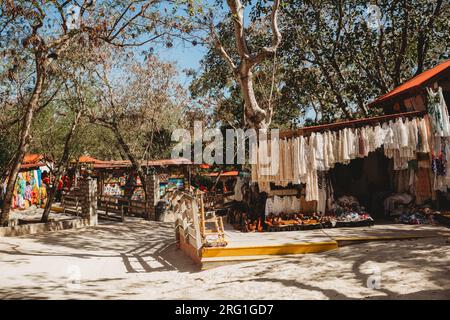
[92,158,192,201]
[11,155,50,210]
[236,61,450,231]
[159,173,186,198]
[189,167,241,214]
[99,169,145,201]
[369,59,450,224]
[246,111,446,230]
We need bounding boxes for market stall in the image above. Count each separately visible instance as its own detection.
[369,58,450,224]
[7,154,51,210]
[241,60,450,231]
[89,158,191,201]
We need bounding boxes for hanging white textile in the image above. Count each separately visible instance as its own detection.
[251,115,431,204]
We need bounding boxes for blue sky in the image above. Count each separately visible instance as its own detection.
[150,0,254,88]
[156,38,208,88]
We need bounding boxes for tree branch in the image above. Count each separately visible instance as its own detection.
[226,0,250,58]
[248,0,282,67]
[0,83,63,131]
[209,16,237,70]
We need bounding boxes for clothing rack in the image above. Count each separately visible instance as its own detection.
[278,110,427,139]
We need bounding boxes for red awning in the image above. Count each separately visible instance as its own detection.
[78,155,101,163]
[23,154,44,164]
[369,59,450,108]
[205,170,239,177]
[92,158,192,169]
[20,162,45,170]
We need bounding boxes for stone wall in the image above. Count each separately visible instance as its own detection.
[145,173,160,220]
[80,177,98,226]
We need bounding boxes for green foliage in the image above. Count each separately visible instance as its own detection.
[191,0,450,127]
[0,132,16,178]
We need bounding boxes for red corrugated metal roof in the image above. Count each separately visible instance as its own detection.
[205,170,239,177]
[93,158,192,169]
[78,155,101,163]
[369,59,450,108]
[23,154,44,164]
[20,162,45,170]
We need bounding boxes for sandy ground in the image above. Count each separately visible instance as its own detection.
[0,219,449,300]
[9,205,74,222]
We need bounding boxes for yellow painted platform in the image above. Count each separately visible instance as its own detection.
[198,223,450,269]
[202,241,338,258]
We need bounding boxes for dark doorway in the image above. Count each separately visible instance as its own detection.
[329,149,393,218]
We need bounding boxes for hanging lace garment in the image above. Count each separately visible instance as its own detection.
[292,137,301,185]
[327,131,335,169]
[427,87,450,137]
[292,136,308,184]
[284,139,293,185]
[322,131,329,170]
[309,132,320,171]
[317,171,327,214]
[252,116,430,202]
[305,136,319,202]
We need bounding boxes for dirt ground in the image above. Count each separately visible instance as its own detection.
[0,219,449,300]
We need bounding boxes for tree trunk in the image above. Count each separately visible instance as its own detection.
[41,176,59,222]
[213,0,281,130]
[1,58,45,225]
[41,110,81,223]
[111,125,149,203]
[239,68,268,130]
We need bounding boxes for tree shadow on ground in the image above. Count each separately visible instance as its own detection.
[0,219,200,274]
[206,236,450,300]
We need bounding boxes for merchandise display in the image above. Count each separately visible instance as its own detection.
[265,212,322,231]
[252,115,432,211]
[427,87,450,192]
[383,193,414,216]
[102,172,145,201]
[231,193,374,233]
[395,207,436,225]
[10,169,47,209]
[325,195,374,227]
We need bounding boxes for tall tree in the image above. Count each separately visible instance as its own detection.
[191,0,450,127]
[89,52,188,205]
[0,0,174,224]
[209,0,282,129]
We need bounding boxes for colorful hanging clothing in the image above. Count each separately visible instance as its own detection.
[427,87,450,137]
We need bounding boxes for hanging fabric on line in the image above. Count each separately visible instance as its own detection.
[251,115,432,202]
[11,169,47,209]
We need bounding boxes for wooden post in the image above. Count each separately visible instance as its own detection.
[219,216,225,241]
[145,173,159,220]
[199,193,206,240]
[80,177,98,226]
